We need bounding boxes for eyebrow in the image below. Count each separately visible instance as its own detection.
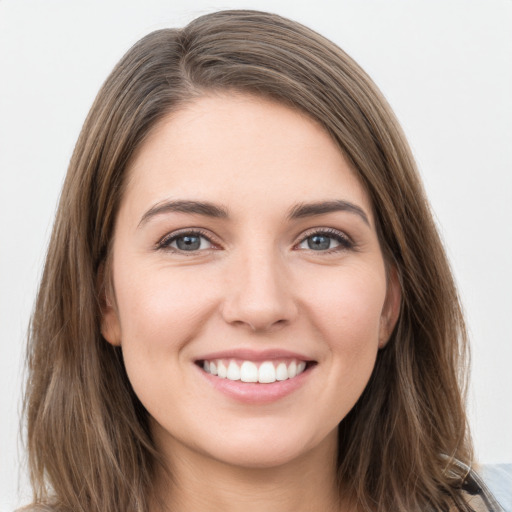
[138,199,370,227]
[287,200,370,226]
[138,199,229,227]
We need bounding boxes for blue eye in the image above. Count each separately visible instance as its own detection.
[158,231,214,252]
[297,230,353,252]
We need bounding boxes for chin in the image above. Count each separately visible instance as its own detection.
[211,441,306,469]
[190,422,337,471]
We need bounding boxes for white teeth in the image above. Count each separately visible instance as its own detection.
[227,361,240,380]
[202,358,309,383]
[240,361,258,382]
[217,360,227,378]
[276,362,288,381]
[258,361,276,383]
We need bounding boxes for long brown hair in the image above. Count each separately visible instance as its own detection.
[23,10,472,512]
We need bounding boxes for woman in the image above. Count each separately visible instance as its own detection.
[22,10,503,512]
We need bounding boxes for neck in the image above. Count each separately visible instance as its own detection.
[151,430,349,512]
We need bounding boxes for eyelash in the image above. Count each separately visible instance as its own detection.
[156,228,217,253]
[155,227,355,255]
[297,227,355,253]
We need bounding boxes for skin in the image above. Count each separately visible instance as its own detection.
[102,93,401,512]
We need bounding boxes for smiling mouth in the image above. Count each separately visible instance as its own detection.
[197,358,316,384]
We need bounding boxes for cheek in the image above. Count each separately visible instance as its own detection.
[306,264,386,328]
[112,263,216,417]
[299,264,387,371]
[113,261,217,354]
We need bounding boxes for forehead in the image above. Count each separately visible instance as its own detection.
[122,93,373,223]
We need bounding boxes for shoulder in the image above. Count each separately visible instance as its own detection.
[15,504,58,512]
[457,464,510,512]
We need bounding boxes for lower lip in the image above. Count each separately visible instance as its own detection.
[196,364,314,404]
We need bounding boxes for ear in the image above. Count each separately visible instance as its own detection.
[101,297,122,347]
[98,263,122,347]
[378,266,401,348]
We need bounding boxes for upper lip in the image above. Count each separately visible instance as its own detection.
[195,348,315,363]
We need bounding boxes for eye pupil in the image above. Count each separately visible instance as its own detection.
[177,235,201,251]
[308,235,330,250]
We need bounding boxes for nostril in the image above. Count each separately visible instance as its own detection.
[220,277,299,332]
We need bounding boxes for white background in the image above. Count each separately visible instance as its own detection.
[1,0,511,509]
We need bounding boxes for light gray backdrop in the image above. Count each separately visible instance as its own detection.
[1,1,511,510]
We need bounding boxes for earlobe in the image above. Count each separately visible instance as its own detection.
[98,263,122,346]
[378,266,402,348]
[101,298,122,347]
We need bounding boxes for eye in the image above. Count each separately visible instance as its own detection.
[157,230,216,253]
[296,229,354,252]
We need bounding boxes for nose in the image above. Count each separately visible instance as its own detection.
[221,248,298,333]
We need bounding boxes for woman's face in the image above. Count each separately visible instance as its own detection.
[102,94,400,470]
